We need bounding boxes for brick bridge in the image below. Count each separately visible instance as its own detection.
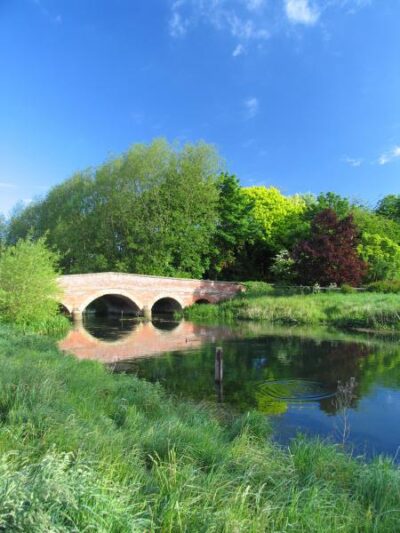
[58,272,243,321]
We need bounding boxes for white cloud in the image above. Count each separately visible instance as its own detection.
[169,11,188,37]
[227,14,270,40]
[244,0,265,11]
[0,182,16,188]
[232,43,245,56]
[378,145,400,166]
[168,0,370,46]
[343,156,363,167]
[284,0,320,25]
[244,97,259,118]
[168,0,270,45]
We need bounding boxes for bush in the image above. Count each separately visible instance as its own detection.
[0,238,68,333]
[341,284,356,294]
[367,280,400,294]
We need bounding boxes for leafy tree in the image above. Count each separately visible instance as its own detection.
[358,232,400,282]
[7,139,221,278]
[0,238,62,328]
[292,209,366,286]
[241,186,307,251]
[353,207,400,245]
[207,174,255,279]
[302,192,354,234]
[376,194,400,223]
[312,192,352,219]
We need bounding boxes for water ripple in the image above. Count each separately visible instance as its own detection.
[257,379,336,403]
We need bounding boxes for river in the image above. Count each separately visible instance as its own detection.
[59,316,400,460]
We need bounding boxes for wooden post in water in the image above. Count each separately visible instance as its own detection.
[215,346,223,383]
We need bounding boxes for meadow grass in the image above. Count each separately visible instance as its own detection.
[185,282,400,331]
[0,325,399,531]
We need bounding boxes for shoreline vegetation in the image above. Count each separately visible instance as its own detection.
[0,324,399,531]
[184,282,400,332]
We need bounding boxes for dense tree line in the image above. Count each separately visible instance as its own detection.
[4,139,400,286]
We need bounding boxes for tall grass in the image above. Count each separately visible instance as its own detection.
[0,324,399,531]
[185,282,400,331]
[0,313,70,336]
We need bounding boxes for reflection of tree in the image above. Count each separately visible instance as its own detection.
[255,391,288,415]
[357,345,400,394]
[113,330,400,420]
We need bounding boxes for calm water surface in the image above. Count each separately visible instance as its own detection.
[59,316,400,460]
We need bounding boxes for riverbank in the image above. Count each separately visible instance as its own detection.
[0,325,399,530]
[184,283,400,331]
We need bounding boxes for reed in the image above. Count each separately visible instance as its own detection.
[184,282,400,331]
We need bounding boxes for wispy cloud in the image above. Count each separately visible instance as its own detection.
[168,0,270,46]
[169,10,188,37]
[232,43,245,56]
[0,182,16,189]
[244,97,259,118]
[284,0,320,25]
[244,0,266,12]
[378,145,400,166]
[168,0,371,47]
[343,156,363,167]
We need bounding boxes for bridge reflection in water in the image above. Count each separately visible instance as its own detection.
[58,318,234,363]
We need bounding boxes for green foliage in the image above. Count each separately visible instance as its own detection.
[7,139,221,278]
[270,249,296,283]
[0,238,67,333]
[367,280,400,293]
[376,194,400,223]
[358,232,400,282]
[242,186,307,250]
[207,173,254,278]
[340,284,356,294]
[6,139,400,286]
[0,324,399,531]
[185,287,400,331]
[353,207,400,245]
[0,216,6,255]
[307,192,353,220]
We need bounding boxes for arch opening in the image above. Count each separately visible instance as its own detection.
[195,298,210,305]
[84,294,140,317]
[151,297,182,318]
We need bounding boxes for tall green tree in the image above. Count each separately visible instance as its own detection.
[241,186,307,251]
[0,238,62,328]
[358,233,400,282]
[7,139,221,278]
[376,194,400,223]
[207,174,254,279]
[353,207,400,245]
[307,192,353,220]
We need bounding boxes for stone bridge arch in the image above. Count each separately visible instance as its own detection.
[150,294,185,316]
[80,290,143,316]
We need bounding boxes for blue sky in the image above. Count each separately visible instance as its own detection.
[1,0,399,215]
